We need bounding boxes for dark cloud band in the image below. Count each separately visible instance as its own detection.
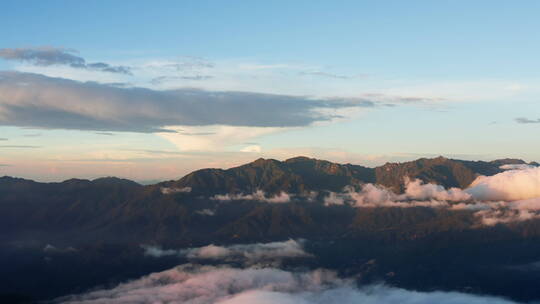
[516,117,540,124]
[0,47,131,75]
[0,71,375,133]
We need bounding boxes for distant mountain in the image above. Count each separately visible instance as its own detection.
[0,155,537,246]
[1,156,540,302]
[160,156,375,195]
[161,155,530,194]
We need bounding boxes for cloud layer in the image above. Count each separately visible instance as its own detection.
[321,167,540,226]
[143,239,310,265]
[0,47,131,74]
[515,117,540,124]
[209,167,540,226]
[212,190,291,203]
[0,71,372,132]
[466,166,540,201]
[57,264,518,304]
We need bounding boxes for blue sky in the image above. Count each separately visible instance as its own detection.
[0,1,539,181]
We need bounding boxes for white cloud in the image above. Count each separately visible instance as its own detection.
[240,145,262,153]
[195,209,216,216]
[141,245,178,258]
[321,168,540,226]
[212,190,292,203]
[43,243,77,254]
[472,197,540,225]
[160,186,192,194]
[499,164,535,170]
[57,265,518,304]
[466,166,540,201]
[403,178,471,201]
[142,239,310,265]
[158,125,283,152]
[324,179,471,208]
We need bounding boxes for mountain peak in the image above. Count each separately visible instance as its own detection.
[92,177,141,187]
[285,156,315,163]
[490,158,526,166]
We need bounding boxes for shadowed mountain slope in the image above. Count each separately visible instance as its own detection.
[161,156,530,194]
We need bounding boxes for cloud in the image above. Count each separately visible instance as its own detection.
[465,166,540,201]
[0,47,131,74]
[145,57,214,71]
[240,145,262,153]
[123,148,189,156]
[177,131,216,136]
[470,197,540,225]
[212,190,291,203]
[151,75,213,84]
[499,164,535,170]
[324,179,471,208]
[403,178,472,201]
[57,264,518,304]
[0,138,7,140]
[0,145,41,148]
[23,133,42,137]
[160,186,192,194]
[141,246,178,258]
[515,117,540,124]
[142,239,310,265]
[320,168,540,226]
[201,169,540,226]
[158,125,284,152]
[238,63,291,70]
[507,260,540,272]
[195,209,216,216]
[43,244,77,254]
[299,71,364,80]
[0,71,373,133]
[183,240,310,262]
[95,132,115,136]
[322,168,540,208]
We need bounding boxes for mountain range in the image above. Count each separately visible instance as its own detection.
[161,156,531,194]
[1,155,538,245]
[2,156,540,303]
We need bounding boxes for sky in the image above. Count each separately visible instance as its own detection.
[0,0,539,182]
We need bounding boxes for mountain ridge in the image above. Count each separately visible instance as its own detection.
[1,156,535,194]
[2,156,540,303]
[160,155,534,194]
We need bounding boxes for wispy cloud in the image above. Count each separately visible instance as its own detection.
[151,75,213,84]
[516,117,540,124]
[95,132,115,136]
[147,57,215,71]
[142,239,310,266]
[123,149,189,156]
[0,46,131,74]
[23,133,42,137]
[160,186,192,194]
[212,190,291,203]
[299,71,366,80]
[0,145,41,148]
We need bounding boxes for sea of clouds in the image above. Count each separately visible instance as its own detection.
[56,234,529,304]
[57,263,518,304]
[53,167,540,303]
